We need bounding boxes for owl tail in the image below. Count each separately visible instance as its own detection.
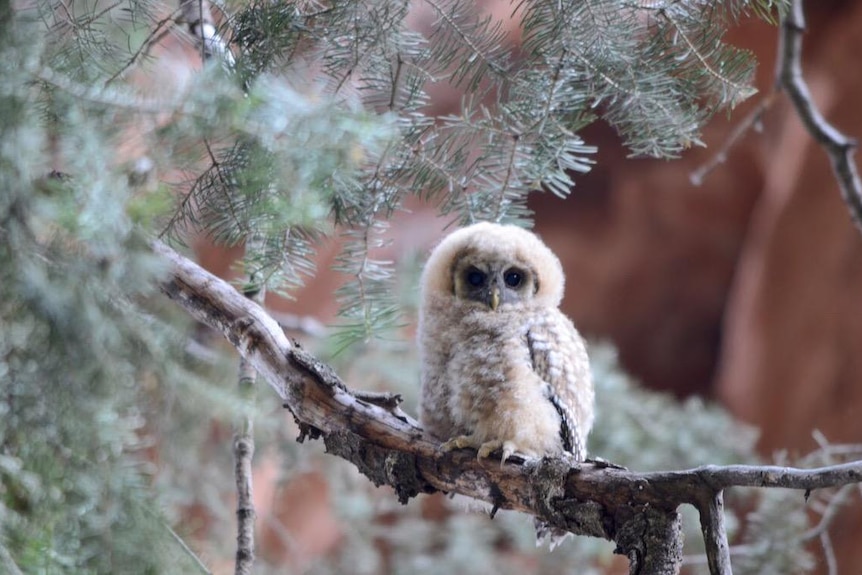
[534,518,572,551]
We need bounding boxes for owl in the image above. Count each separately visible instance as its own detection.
[417,222,594,544]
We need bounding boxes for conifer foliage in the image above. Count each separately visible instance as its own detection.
[173,0,780,346]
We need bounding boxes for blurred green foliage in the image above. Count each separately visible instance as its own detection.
[0,6,206,572]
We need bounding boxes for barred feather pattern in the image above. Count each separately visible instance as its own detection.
[527,316,593,549]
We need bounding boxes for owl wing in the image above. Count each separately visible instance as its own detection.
[526,311,593,461]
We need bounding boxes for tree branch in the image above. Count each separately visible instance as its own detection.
[689,93,775,186]
[153,239,862,575]
[234,355,256,575]
[778,0,862,234]
[233,234,266,575]
[697,491,732,575]
[692,0,862,231]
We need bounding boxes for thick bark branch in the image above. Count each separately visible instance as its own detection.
[153,240,862,575]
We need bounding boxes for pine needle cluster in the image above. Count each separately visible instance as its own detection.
[153,0,782,347]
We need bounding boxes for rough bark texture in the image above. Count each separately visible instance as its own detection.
[154,239,862,575]
[614,507,683,575]
[699,491,731,575]
[233,428,255,574]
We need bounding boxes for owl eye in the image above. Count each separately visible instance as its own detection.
[503,269,524,288]
[466,269,486,287]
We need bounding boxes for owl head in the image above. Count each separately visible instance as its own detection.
[421,222,565,311]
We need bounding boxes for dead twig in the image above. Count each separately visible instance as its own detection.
[778,0,862,234]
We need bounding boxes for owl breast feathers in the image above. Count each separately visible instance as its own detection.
[417,222,594,465]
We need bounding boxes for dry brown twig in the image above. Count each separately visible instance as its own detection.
[778,0,862,233]
[693,0,862,236]
[153,239,862,575]
[689,93,775,186]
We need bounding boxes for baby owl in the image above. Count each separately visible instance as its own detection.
[417,222,594,544]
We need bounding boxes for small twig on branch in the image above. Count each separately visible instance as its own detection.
[802,482,856,542]
[159,516,213,575]
[153,239,862,575]
[689,93,775,186]
[104,8,183,87]
[692,0,862,234]
[821,529,838,575]
[778,0,862,234]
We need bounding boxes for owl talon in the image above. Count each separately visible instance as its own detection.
[500,442,518,466]
[476,440,523,467]
[476,440,503,460]
[440,435,477,453]
[441,437,518,465]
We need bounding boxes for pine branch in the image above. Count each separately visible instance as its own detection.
[154,239,862,575]
[656,8,755,108]
[104,7,183,87]
[422,0,511,90]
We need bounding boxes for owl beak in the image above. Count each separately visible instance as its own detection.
[489,285,500,311]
